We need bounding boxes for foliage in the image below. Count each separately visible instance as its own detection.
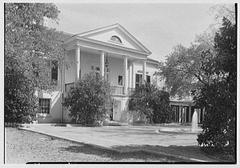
[196,17,236,160]
[63,73,111,126]
[5,3,65,88]
[5,3,64,123]
[210,4,236,25]
[129,83,171,123]
[5,70,38,123]
[159,41,216,97]
[159,4,236,98]
[158,4,236,160]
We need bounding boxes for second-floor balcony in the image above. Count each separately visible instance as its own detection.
[110,86,135,96]
[64,82,135,97]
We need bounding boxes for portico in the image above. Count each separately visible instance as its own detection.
[61,23,153,122]
[66,30,149,96]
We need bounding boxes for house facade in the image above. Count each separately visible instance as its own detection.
[36,24,204,124]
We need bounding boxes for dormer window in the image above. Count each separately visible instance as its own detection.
[110,35,122,44]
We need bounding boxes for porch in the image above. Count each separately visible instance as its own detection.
[170,101,205,124]
[63,47,146,97]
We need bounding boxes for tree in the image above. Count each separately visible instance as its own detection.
[63,73,111,126]
[210,4,236,25]
[5,3,64,123]
[158,4,236,160]
[159,41,216,97]
[128,83,171,123]
[159,4,235,98]
[196,17,236,160]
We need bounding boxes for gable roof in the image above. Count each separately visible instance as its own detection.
[67,23,151,55]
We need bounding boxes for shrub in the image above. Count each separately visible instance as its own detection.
[195,80,236,160]
[129,83,171,123]
[5,69,38,123]
[195,17,236,161]
[63,73,111,126]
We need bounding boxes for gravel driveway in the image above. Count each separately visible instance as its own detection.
[5,128,174,163]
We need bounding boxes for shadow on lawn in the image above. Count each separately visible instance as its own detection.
[59,144,228,163]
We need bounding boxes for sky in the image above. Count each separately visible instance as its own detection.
[47,3,220,62]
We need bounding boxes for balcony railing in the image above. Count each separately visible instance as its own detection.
[110,86,124,95]
[110,86,135,96]
[128,88,135,96]
[64,83,135,96]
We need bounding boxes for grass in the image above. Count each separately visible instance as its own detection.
[5,127,175,163]
[200,147,236,163]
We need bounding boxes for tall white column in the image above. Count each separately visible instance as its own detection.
[129,62,132,89]
[143,60,146,83]
[124,56,128,95]
[100,51,105,77]
[132,62,135,88]
[75,45,81,82]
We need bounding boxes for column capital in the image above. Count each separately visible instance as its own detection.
[124,56,128,61]
[75,42,81,48]
[98,50,107,55]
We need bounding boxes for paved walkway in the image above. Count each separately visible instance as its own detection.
[20,124,219,162]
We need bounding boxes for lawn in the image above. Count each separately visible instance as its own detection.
[5,127,175,163]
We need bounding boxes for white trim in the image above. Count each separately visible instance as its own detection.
[65,23,152,55]
[66,37,150,56]
[64,38,148,60]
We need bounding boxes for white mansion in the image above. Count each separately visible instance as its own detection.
[37,24,204,124]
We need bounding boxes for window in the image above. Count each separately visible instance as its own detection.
[118,76,123,85]
[39,98,50,114]
[95,67,100,77]
[110,35,122,43]
[135,74,142,88]
[146,75,151,84]
[51,60,58,83]
[95,67,100,71]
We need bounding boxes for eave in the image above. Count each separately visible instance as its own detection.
[64,37,150,60]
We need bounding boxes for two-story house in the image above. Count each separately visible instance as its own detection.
[36,23,204,124]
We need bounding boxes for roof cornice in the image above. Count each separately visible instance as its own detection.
[64,36,150,57]
[65,23,152,55]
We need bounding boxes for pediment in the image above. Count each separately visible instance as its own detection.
[76,24,151,55]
